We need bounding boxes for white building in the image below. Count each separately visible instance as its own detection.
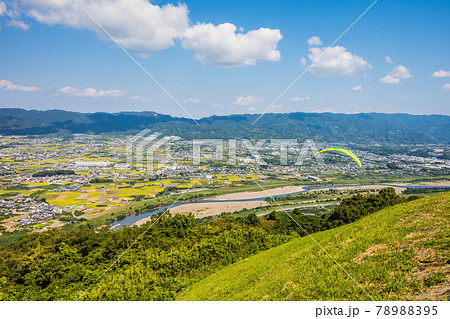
[74,161,111,169]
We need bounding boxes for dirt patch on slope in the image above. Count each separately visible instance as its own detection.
[353,244,387,264]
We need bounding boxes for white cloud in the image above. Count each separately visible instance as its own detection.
[182,23,282,67]
[234,96,262,106]
[380,65,413,85]
[57,86,124,98]
[352,85,363,92]
[380,75,400,85]
[15,1,282,68]
[290,96,310,102]
[210,102,223,107]
[443,83,450,91]
[17,0,189,51]
[183,97,200,103]
[308,46,371,77]
[307,36,322,46]
[300,57,306,67]
[312,108,335,113]
[390,65,413,79]
[135,52,149,59]
[247,107,256,112]
[0,2,6,15]
[398,97,408,102]
[432,70,450,78]
[271,104,284,110]
[0,79,41,92]
[7,20,29,30]
[131,95,148,101]
[385,56,393,64]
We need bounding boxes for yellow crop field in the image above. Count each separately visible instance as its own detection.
[23,182,49,186]
[178,180,202,188]
[47,192,89,207]
[158,179,175,184]
[113,186,162,196]
[227,175,245,182]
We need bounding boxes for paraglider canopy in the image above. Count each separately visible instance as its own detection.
[312,147,362,168]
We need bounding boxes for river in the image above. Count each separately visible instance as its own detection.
[108,184,449,230]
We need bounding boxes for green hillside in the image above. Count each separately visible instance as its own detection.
[178,192,450,301]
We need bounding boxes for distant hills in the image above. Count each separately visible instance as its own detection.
[0,108,448,144]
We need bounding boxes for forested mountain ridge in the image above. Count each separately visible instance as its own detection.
[0,108,448,144]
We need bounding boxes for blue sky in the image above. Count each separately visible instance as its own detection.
[0,0,449,118]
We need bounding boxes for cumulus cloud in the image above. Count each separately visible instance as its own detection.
[234,96,262,106]
[131,95,148,101]
[13,0,282,68]
[380,65,413,85]
[443,84,450,91]
[182,23,282,67]
[16,0,189,51]
[0,2,6,15]
[432,70,450,78]
[183,97,200,103]
[307,36,322,46]
[210,102,223,107]
[380,75,400,85]
[390,65,413,79]
[7,20,29,30]
[300,57,306,67]
[385,56,393,64]
[57,86,124,98]
[290,96,310,102]
[0,79,41,92]
[308,46,371,77]
[352,85,363,92]
[247,107,256,112]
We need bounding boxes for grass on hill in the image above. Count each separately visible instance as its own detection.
[178,192,449,301]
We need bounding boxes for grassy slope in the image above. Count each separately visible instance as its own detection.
[178,193,449,301]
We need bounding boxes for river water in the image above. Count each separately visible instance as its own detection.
[108,184,449,230]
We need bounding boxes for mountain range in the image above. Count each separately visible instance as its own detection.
[0,108,448,144]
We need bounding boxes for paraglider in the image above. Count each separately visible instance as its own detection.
[312,147,362,168]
